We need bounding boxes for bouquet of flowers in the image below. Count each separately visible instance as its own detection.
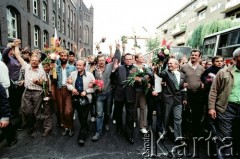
[123,68,150,94]
[91,79,104,90]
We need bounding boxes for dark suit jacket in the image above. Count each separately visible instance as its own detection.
[111,64,136,103]
[0,83,11,120]
[159,70,187,106]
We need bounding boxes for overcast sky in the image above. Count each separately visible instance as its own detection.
[83,0,190,53]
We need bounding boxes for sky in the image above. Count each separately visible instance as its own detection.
[83,0,190,54]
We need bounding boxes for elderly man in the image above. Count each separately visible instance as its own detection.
[67,59,95,146]
[159,58,187,142]
[14,41,46,138]
[209,48,240,159]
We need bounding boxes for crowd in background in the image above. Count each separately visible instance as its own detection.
[0,38,240,158]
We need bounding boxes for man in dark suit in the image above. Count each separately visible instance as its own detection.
[0,83,17,146]
[111,53,137,144]
[159,58,187,142]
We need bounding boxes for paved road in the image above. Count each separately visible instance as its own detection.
[0,113,211,159]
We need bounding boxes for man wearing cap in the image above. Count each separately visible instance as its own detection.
[209,48,240,158]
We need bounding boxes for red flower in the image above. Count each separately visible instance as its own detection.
[92,79,104,90]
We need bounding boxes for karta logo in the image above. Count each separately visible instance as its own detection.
[142,131,237,158]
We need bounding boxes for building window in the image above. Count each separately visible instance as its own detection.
[199,10,206,21]
[43,2,47,22]
[71,10,73,22]
[62,0,65,13]
[43,30,48,47]
[7,8,19,39]
[34,26,40,47]
[68,25,70,37]
[57,16,61,31]
[62,20,65,34]
[33,0,39,16]
[181,11,186,17]
[58,0,61,8]
[53,11,56,28]
[68,5,70,19]
[189,16,196,23]
[73,13,75,26]
[175,16,179,22]
[84,26,89,44]
[27,0,30,12]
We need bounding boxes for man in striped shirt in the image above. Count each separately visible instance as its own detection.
[14,40,46,138]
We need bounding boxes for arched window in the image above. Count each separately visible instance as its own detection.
[33,0,39,16]
[84,25,89,44]
[57,16,61,31]
[62,0,65,13]
[62,20,65,34]
[52,11,56,28]
[43,30,48,48]
[42,2,47,22]
[34,26,40,48]
[7,7,20,39]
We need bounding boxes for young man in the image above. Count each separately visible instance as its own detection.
[180,49,205,137]
[56,50,76,137]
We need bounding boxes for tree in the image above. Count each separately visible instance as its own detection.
[187,19,240,49]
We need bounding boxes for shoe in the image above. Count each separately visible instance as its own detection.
[112,120,116,124]
[158,131,167,140]
[31,130,39,138]
[128,138,134,144]
[133,122,136,128]
[105,124,109,131]
[78,139,85,146]
[68,129,74,137]
[91,117,96,122]
[8,138,18,146]
[62,128,69,136]
[140,128,148,134]
[92,133,102,141]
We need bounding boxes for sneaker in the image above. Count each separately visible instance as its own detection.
[91,117,96,122]
[140,128,148,134]
[112,120,116,124]
[92,133,102,141]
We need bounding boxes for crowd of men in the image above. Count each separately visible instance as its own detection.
[0,38,240,158]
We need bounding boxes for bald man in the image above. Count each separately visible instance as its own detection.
[158,58,187,143]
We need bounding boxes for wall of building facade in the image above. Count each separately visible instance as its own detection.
[0,0,94,56]
[157,0,239,46]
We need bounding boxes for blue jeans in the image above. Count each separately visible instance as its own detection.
[95,91,112,134]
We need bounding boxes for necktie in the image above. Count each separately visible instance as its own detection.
[172,72,179,90]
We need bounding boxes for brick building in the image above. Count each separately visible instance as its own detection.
[0,0,94,56]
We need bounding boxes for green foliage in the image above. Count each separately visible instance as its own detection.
[187,25,203,48]
[145,37,160,52]
[187,19,240,48]
[121,36,128,44]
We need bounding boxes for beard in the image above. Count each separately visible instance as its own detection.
[60,59,67,64]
